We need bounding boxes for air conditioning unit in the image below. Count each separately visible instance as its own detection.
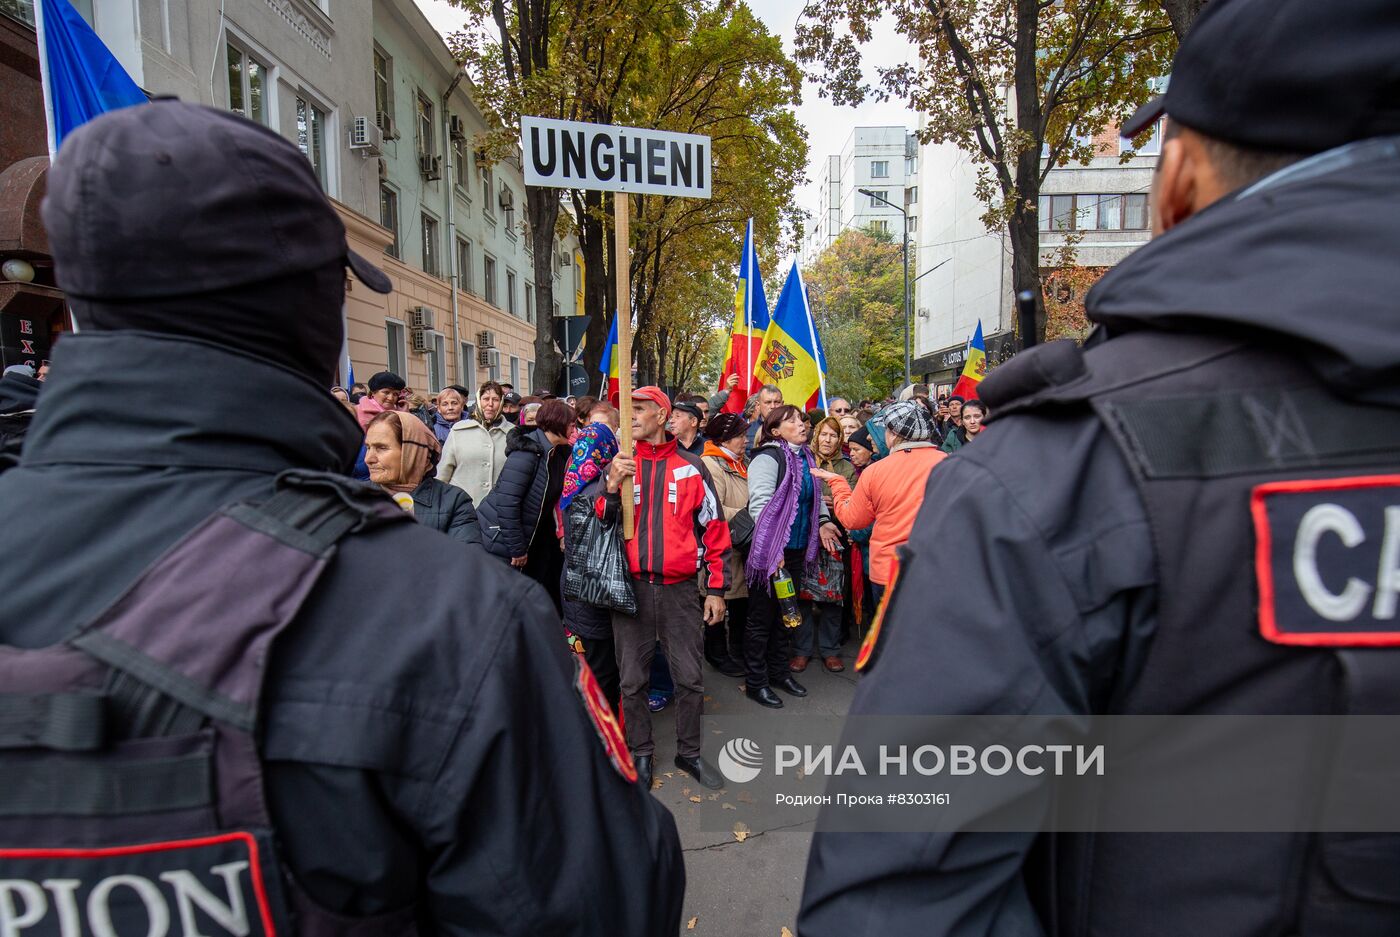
[449,115,467,141]
[376,112,397,140]
[349,116,383,153]
[411,328,432,354]
[498,185,514,212]
[478,347,500,369]
[419,154,443,180]
[559,251,572,268]
[410,306,435,330]
[476,330,496,349]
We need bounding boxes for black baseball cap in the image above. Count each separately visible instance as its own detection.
[43,99,392,300]
[671,401,704,423]
[1122,0,1400,152]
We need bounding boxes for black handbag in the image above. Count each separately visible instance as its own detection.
[727,509,754,550]
[562,497,637,615]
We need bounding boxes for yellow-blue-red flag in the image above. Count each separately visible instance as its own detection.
[754,263,827,410]
[717,218,770,413]
[598,310,621,400]
[951,320,986,400]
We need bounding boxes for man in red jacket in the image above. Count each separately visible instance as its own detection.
[602,386,731,791]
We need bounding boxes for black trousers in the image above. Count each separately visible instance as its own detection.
[581,632,620,714]
[745,550,804,689]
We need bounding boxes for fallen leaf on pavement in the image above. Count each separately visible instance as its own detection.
[687,917,698,930]
[781,928,794,937]
[734,822,749,842]
[689,795,703,803]
[722,803,737,811]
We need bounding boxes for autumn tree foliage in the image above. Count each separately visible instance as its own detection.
[795,0,1175,341]
[803,227,907,402]
[446,0,806,388]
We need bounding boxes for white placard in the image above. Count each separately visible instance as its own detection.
[521,116,711,199]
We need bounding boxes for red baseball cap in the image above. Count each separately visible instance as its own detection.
[610,385,671,412]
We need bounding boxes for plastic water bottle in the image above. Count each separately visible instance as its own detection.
[772,570,803,629]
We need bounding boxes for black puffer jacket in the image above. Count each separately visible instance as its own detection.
[410,475,480,545]
[477,425,556,559]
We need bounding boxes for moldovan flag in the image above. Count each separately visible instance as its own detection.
[599,311,621,401]
[951,320,987,400]
[754,263,827,411]
[34,0,148,155]
[717,218,771,413]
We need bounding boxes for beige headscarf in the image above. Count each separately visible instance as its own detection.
[372,411,442,494]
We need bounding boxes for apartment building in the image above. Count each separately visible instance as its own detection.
[911,116,1161,389]
[801,126,919,266]
[0,0,579,394]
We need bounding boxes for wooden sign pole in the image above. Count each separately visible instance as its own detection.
[614,191,636,540]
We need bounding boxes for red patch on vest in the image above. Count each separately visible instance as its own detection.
[573,656,638,783]
[1252,474,1400,647]
[856,560,903,672]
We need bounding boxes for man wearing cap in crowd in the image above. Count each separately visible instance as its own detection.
[668,399,707,456]
[800,0,1400,933]
[602,385,733,791]
[0,100,683,934]
[501,390,523,424]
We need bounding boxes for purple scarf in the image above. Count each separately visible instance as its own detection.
[746,440,822,591]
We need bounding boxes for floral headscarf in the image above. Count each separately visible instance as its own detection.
[559,422,619,513]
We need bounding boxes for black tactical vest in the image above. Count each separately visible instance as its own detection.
[0,472,416,937]
[986,330,1400,937]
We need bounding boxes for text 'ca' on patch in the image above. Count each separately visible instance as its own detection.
[573,655,638,783]
[1252,474,1400,647]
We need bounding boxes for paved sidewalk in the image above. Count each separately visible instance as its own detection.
[644,647,858,937]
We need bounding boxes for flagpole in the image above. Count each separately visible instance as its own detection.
[795,264,827,409]
[744,218,753,395]
[33,0,59,160]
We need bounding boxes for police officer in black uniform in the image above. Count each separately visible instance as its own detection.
[799,0,1400,933]
[0,101,683,934]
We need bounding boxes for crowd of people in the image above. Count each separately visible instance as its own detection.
[340,369,991,790]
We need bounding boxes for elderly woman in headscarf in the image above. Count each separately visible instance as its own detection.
[557,420,623,710]
[364,410,480,545]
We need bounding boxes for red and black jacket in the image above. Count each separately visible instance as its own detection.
[596,436,731,595]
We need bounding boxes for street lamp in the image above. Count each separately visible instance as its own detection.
[858,187,911,384]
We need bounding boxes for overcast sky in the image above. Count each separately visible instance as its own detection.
[411,0,916,257]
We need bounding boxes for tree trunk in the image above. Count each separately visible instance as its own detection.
[576,190,612,386]
[1160,0,1208,41]
[1010,0,1047,342]
[526,187,562,391]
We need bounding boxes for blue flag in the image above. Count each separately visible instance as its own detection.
[36,0,147,153]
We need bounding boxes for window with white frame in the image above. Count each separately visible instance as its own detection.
[870,160,890,178]
[527,361,535,392]
[460,341,476,386]
[488,353,501,382]
[421,213,440,277]
[907,216,917,233]
[868,189,889,208]
[484,254,498,306]
[905,186,918,205]
[453,135,468,189]
[372,47,392,131]
[415,92,434,157]
[480,163,494,217]
[510,356,520,388]
[870,219,889,234]
[226,41,268,125]
[295,96,327,190]
[524,282,534,324]
[379,184,399,258]
[427,333,446,391]
[506,269,517,317]
[1132,118,1164,156]
[456,238,472,293]
[385,320,407,377]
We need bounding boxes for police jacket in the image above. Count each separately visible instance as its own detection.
[477,425,559,560]
[799,136,1400,936]
[0,331,685,935]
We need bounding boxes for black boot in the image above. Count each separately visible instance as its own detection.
[675,754,724,790]
[634,754,653,792]
[705,622,746,677]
